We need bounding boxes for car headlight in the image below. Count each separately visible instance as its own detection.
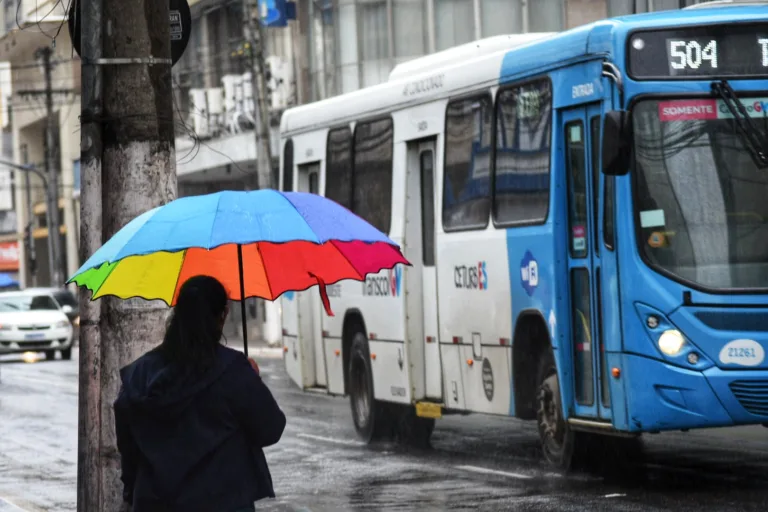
[658,329,685,356]
[55,320,70,328]
[0,324,11,331]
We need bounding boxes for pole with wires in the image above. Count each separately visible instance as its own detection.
[76,0,177,508]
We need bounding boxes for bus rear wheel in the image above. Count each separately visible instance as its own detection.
[536,348,575,470]
[348,332,390,443]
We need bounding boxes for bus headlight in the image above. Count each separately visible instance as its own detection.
[658,329,685,356]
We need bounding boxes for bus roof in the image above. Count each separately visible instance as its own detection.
[387,33,556,82]
[280,4,767,136]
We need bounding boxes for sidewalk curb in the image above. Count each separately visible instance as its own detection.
[0,497,31,511]
[231,346,285,359]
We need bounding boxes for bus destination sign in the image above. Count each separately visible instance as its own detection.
[628,23,768,80]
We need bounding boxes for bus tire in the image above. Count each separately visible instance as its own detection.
[348,332,390,443]
[536,347,575,470]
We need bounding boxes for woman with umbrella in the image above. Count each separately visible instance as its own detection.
[69,189,408,511]
[114,275,286,512]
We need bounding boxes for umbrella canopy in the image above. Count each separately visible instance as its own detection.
[68,190,408,313]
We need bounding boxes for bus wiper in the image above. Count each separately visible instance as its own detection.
[711,80,768,168]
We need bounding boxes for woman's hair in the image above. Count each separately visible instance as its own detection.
[159,275,228,373]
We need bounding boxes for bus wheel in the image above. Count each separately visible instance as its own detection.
[348,332,389,443]
[536,349,574,470]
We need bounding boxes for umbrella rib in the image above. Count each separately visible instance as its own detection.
[279,192,322,244]
[207,193,225,250]
[169,249,188,305]
[89,260,121,299]
[329,240,364,281]
[255,243,274,299]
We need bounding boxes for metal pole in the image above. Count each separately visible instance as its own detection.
[37,46,64,287]
[24,172,36,286]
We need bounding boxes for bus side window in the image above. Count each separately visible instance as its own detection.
[420,150,435,267]
[353,118,394,234]
[604,176,615,251]
[590,117,600,253]
[566,121,588,259]
[327,127,353,210]
[282,139,293,192]
[443,94,492,231]
[493,79,552,226]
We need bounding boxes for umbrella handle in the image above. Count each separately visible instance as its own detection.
[237,244,249,358]
[309,273,334,317]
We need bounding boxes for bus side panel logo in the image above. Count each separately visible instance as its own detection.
[454,261,488,290]
[479,261,487,290]
[520,251,539,296]
[363,267,402,297]
[391,266,402,296]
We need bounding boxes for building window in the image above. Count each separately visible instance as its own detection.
[358,0,390,86]
[353,118,393,233]
[435,0,475,51]
[529,0,564,32]
[392,0,428,62]
[336,0,361,94]
[326,127,354,210]
[282,140,293,192]
[493,79,552,226]
[308,0,337,100]
[481,0,523,36]
[443,94,493,231]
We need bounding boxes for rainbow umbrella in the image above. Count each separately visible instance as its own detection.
[67,190,409,356]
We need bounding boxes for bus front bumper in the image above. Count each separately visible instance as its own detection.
[623,353,768,432]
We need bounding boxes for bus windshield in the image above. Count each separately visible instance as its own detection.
[632,96,768,291]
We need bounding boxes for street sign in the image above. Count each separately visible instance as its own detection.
[258,0,297,28]
[67,0,191,66]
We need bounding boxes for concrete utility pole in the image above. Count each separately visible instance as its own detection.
[242,0,274,338]
[77,0,177,509]
[243,0,274,189]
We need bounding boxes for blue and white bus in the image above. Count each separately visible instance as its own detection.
[278,3,768,468]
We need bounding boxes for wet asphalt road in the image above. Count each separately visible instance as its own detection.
[1,349,768,511]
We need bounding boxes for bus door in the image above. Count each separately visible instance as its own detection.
[404,138,441,400]
[562,104,611,421]
[295,162,327,388]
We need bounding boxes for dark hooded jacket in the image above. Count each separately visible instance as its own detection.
[114,344,286,512]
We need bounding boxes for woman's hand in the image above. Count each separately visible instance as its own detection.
[248,357,260,376]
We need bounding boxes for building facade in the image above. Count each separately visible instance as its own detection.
[0,0,80,289]
[273,0,713,105]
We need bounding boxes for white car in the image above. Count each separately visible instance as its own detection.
[0,291,74,360]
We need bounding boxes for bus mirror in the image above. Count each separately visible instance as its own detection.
[602,110,631,176]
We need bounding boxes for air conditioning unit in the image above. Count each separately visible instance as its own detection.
[188,88,209,138]
[265,55,292,110]
[242,72,256,118]
[221,75,240,133]
[206,87,224,135]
